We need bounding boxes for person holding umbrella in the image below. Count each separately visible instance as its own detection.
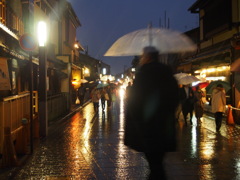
[91,86,101,112]
[78,83,86,106]
[104,25,196,179]
[124,46,179,180]
[194,85,204,125]
[179,84,194,125]
[211,84,226,132]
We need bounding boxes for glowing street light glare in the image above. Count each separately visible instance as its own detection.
[119,87,125,98]
[37,21,47,47]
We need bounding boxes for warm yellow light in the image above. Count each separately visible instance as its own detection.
[194,70,201,74]
[207,68,216,72]
[206,76,226,81]
[37,21,47,47]
[74,43,79,49]
[71,79,78,86]
[84,68,89,74]
[222,66,228,69]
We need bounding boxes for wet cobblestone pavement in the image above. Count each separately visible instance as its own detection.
[1,98,240,179]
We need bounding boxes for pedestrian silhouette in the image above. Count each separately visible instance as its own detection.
[179,84,194,125]
[91,87,101,112]
[124,46,179,180]
[194,85,204,125]
[125,81,132,99]
[78,84,86,106]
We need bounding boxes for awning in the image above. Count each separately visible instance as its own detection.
[72,63,81,70]
[56,70,68,79]
[177,62,192,73]
[189,45,231,70]
[48,58,67,69]
[192,52,230,66]
[191,45,231,62]
[0,44,39,65]
[0,22,18,40]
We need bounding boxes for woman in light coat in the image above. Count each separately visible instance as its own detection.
[211,84,226,132]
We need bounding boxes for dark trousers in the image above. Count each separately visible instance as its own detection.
[215,112,223,131]
[101,99,105,110]
[144,152,166,180]
[79,95,84,106]
[182,101,194,124]
[93,102,99,112]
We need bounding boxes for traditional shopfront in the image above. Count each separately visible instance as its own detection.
[191,47,232,104]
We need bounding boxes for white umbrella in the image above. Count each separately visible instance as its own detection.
[174,73,189,80]
[104,27,197,56]
[177,75,199,85]
[80,79,88,83]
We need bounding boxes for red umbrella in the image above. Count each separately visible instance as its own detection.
[193,82,209,91]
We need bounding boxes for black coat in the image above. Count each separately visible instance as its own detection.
[179,86,194,114]
[124,61,179,152]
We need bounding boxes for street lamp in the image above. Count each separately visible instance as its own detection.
[38,21,47,47]
[38,21,48,137]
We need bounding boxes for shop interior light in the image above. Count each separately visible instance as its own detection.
[84,68,89,74]
[102,68,106,75]
[205,76,226,81]
[194,70,201,74]
[207,68,216,72]
[196,66,230,74]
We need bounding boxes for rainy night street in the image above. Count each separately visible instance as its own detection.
[1,95,240,180]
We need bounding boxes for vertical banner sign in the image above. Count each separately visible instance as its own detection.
[0,58,11,90]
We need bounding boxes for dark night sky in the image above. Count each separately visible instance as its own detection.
[69,0,198,75]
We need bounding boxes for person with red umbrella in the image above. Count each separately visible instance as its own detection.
[192,82,209,91]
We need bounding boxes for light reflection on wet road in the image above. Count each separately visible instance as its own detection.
[173,113,240,180]
[2,92,240,179]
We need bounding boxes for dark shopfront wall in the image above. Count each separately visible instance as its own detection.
[0,58,31,97]
[0,44,39,98]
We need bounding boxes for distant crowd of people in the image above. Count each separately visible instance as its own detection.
[89,83,120,113]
